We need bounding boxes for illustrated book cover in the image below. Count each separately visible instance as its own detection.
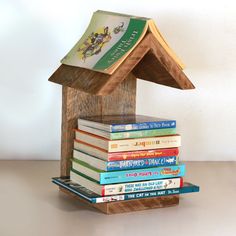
[61,10,184,74]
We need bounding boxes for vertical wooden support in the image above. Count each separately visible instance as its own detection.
[61,73,136,176]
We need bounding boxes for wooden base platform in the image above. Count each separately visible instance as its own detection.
[60,187,180,214]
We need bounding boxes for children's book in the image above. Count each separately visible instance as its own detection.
[71,159,185,184]
[78,124,176,140]
[70,171,183,196]
[61,10,184,74]
[52,177,199,203]
[74,140,179,161]
[73,149,178,171]
[78,115,176,132]
[75,130,181,152]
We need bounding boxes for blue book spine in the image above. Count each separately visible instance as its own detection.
[111,120,176,132]
[106,156,178,171]
[100,164,185,184]
[94,184,199,203]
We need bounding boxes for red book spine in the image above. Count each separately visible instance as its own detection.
[180,177,184,187]
[107,148,179,161]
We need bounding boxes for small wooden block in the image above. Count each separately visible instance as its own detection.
[60,187,179,214]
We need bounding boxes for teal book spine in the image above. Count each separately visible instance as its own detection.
[99,164,185,184]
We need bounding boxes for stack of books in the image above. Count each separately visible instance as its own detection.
[53,115,199,203]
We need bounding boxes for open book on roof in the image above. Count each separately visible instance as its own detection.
[61,10,184,74]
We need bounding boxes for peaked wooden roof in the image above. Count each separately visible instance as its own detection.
[49,33,195,95]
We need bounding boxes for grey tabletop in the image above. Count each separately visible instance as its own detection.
[0,161,235,236]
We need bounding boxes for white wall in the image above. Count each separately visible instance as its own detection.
[0,0,235,160]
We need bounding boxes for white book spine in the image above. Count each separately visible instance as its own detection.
[103,177,182,195]
[108,135,181,152]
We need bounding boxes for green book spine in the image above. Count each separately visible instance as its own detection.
[110,128,176,140]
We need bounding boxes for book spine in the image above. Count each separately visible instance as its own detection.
[108,135,181,152]
[107,148,179,161]
[103,177,183,195]
[111,120,176,132]
[110,128,176,140]
[100,164,185,184]
[106,156,178,171]
[96,184,199,203]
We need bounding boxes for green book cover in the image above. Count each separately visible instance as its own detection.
[61,10,147,74]
[72,158,103,173]
[71,168,100,183]
[110,128,176,140]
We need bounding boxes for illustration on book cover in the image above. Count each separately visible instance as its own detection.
[77,22,125,62]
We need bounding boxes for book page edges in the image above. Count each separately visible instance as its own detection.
[147,19,185,69]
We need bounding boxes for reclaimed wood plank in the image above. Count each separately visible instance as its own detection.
[60,75,136,176]
[60,187,179,214]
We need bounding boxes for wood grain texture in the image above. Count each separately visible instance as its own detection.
[49,33,194,95]
[133,34,195,90]
[49,36,149,95]
[60,187,179,214]
[61,75,136,176]
[61,86,101,176]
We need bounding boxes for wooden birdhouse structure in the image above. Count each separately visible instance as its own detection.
[49,10,195,214]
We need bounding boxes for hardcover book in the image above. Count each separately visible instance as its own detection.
[61,10,184,74]
[78,115,176,132]
[52,177,199,203]
[75,130,181,152]
[74,140,179,161]
[78,124,176,140]
[71,159,185,184]
[70,171,183,195]
[73,149,178,171]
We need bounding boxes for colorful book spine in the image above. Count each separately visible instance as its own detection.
[108,147,179,161]
[74,139,179,161]
[70,170,183,195]
[100,164,185,184]
[95,184,199,203]
[52,178,199,203]
[107,135,181,152]
[111,120,176,132]
[73,161,185,184]
[106,156,178,171]
[110,128,176,140]
[103,177,182,195]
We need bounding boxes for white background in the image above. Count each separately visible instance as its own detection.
[0,0,235,161]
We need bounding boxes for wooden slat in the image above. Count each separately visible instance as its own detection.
[60,187,179,214]
[133,51,181,88]
[148,34,195,89]
[49,65,110,95]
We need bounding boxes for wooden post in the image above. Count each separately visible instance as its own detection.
[61,73,136,176]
